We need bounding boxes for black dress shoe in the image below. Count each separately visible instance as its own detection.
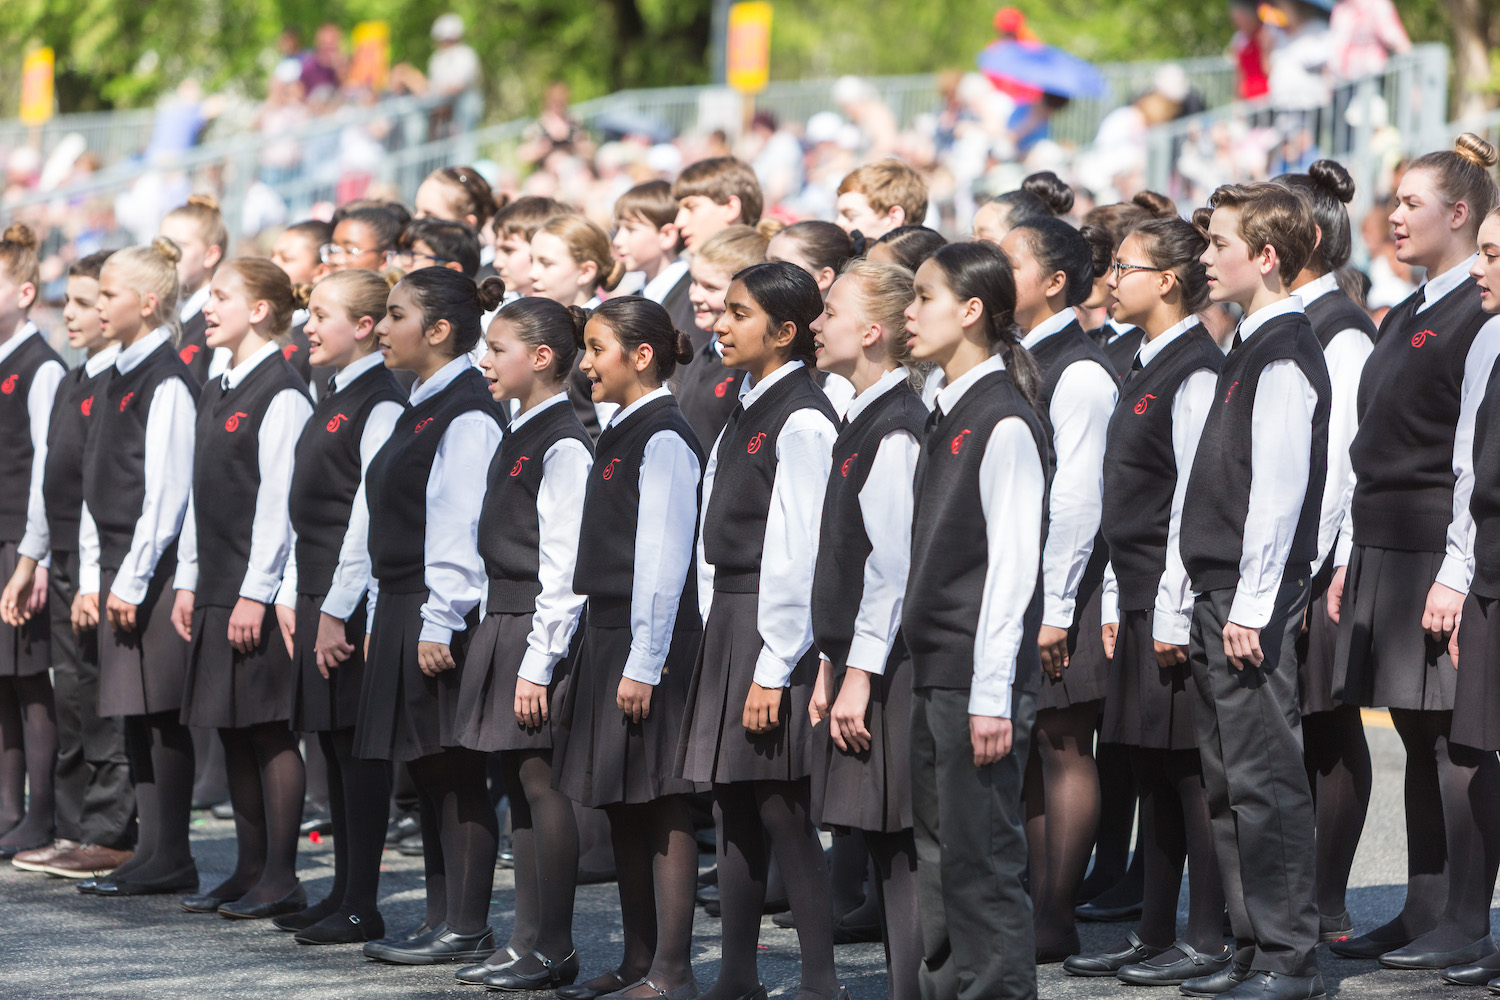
[219,882,307,919]
[1117,942,1232,986]
[601,977,702,1000]
[1221,971,1325,999]
[295,910,385,945]
[1379,934,1497,970]
[397,834,425,856]
[1444,953,1500,986]
[484,949,580,991]
[76,877,100,894]
[1076,898,1144,922]
[386,813,421,846]
[556,970,629,1000]
[832,912,882,944]
[274,901,337,932]
[1317,910,1352,943]
[371,926,495,965]
[92,863,199,896]
[1063,932,1167,977]
[1180,960,1252,997]
[181,892,236,913]
[1327,929,1410,960]
[299,815,334,837]
[456,947,524,985]
[366,920,440,952]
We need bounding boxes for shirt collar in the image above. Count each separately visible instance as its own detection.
[1020,309,1075,350]
[332,351,387,393]
[1419,254,1480,312]
[408,355,474,406]
[935,354,1006,416]
[609,385,673,428]
[291,308,309,329]
[116,326,172,374]
[0,321,39,366]
[1104,317,1134,342]
[179,284,210,323]
[509,389,569,432]
[220,341,281,390]
[739,359,804,407]
[1237,296,1303,343]
[641,259,689,303]
[1296,271,1340,306]
[1136,315,1199,367]
[84,343,122,377]
[843,367,909,424]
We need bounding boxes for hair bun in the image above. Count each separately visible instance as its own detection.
[566,304,591,347]
[674,330,695,366]
[755,218,785,240]
[1455,132,1500,170]
[601,259,627,294]
[1022,171,1075,217]
[291,282,314,310]
[152,236,184,265]
[1,224,37,250]
[1307,159,1356,203]
[186,193,222,213]
[1131,190,1177,219]
[475,275,508,313]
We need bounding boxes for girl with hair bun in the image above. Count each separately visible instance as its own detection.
[1064,217,1230,986]
[998,216,1120,962]
[1329,133,1500,969]
[900,238,1048,999]
[160,195,230,384]
[416,165,500,233]
[679,225,770,452]
[169,257,314,920]
[269,268,404,943]
[0,223,65,859]
[355,270,507,965]
[807,259,927,1000]
[75,237,201,896]
[678,262,844,1000]
[450,297,593,989]
[1273,158,1379,944]
[1085,191,1178,376]
[867,225,946,273]
[767,221,856,298]
[545,296,703,1000]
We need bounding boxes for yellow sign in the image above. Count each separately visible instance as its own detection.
[20,48,54,125]
[727,2,773,95]
[347,21,391,92]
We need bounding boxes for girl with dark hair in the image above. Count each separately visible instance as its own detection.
[998,216,1119,962]
[270,269,405,943]
[902,239,1047,1000]
[678,262,844,1000]
[1065,218,1229,986]
[1274,159,1378,945]
[356,270,508,965]
[327,205,407,274]
[1084,192,1179,376]
[452,297,593,989]
[866,226,946,273]
[768,222,856,297]
[972,171,1074,244]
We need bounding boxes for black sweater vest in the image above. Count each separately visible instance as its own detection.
[366,367,497,594]
[177,309,212,384]
[1098,326,1146,382]
[1349,279,1489,552]
[702,367,838,591]
[83,342,199,572]
[1181,312,1331,593]
[480,401,592,613]
[1102,327,1224,611]
[811,381,927,668]
[904,370,1049,693]
[287,363,404,597]
[1030,320,1118,419]
[574,395,703,627]
[42,360,110,553]
[0,333,62,541]
[1470,362,1500,598]
[676,339,744,458]
[1303,288,1378,349]
[192,355,309,607]
[280,324,313,384]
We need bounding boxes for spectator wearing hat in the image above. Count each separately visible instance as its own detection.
[429,14,483,137]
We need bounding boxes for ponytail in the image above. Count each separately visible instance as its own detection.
[927,241,1039,406]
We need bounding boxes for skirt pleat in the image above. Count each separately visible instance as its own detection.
[811,636,913,832]
[180,601,295,729]
[1297,573,1342,716]
[1333,546,1454,711]
[98,564,189,718]
[1451,593,1500,751]
[1099,609,1197,750]
[455,611,575,753]
[290,592,367,733]
[0,541,49,677]
[1037,569,1110,711]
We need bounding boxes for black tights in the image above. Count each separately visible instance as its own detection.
[597,796,699,997]
[112,711,194,882]
[1373,708,1500,950]
[0,673,57,849]
[295,728,391,925]
[494,750,577,967]
[703,779,837,1000]
[407,746,498,935]
[1303,705,1372,920]
[1024,701,1101,955]
[1128,748,1224,957]
[865,829,920,1000]
[1078,740,1138,902]
[204,722,304,904]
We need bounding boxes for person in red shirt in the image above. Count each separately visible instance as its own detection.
[1230,1,1272,100]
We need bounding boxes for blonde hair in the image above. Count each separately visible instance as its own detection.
[1408,133,1500,239]
[536,214,627,293]
[294,268,399,330]
[163,194,230,266]
[693,223,776,276]
[0,224,40,288]
[105,237,183,337]
[839,259,915,367]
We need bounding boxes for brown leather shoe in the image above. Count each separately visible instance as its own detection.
[11,840,81,873]
[42,844,134,878]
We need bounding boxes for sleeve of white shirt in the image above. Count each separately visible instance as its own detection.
[1334,467,1356,568]
[418,412,503,644]
[1314,329,1373,570]
[1437,316,1500,594]
[845,429,920,675]
[515,438,593,687]
[1100,562,1119,627]
[16,360,64,562]
[114,377,195,604]
[240,389,312,603]
[1041,361,1117,630]
[752,410,837,689]
[1229,360,1317,628]
[971,417,1047,718]
[1154,368,1218,645]
[275,531,299,609]
[174,491,198,592]
[322,399,401,620]
[695,430,724,627]
[78,501,101,594]
[623,432,703,685]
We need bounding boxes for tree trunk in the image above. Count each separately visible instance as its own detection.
[1446,0,1494,119]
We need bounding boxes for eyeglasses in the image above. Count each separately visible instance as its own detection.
[1109,260,1166,280]
[320,243,381,264]
[385,249,458,268]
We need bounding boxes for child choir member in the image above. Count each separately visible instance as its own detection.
[159,196,231,384]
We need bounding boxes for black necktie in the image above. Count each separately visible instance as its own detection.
[925,405,943,434]
[326,373,339,395]
[1231,331,1243,350]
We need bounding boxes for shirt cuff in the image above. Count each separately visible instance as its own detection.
[1099,591,1119,627]
[321,584,364,622]
[239,568,283,605]
[516,647,557,687]
[274,579,297,610]
[16,533,48,563]
[1334,534,1353,569]
[752,647,796,690]
[967,683,1013,719]
[843,634,891,676]
[1436,555,1472,596]
[80,563,100,595]
[418,622,454,645]
[174,563,198,593]
[622,644,665,686]
[1151,607,1192,646]
[1041,595,1075,631]
[1227,587,1275,630]
[112,573,151,606]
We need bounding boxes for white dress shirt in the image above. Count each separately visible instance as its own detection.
[175,342,313,602]
[5,323,66,562]
[1022,310,1119,630]
[274,352,402,618]
[77,327,196,601]
[511,391,593,686]
[612,386,703,686]
[641,259,689,304]
[1223,297,1320,628]
[820,372,856,420]
[696,361,837,690]
[932,355,1046,719]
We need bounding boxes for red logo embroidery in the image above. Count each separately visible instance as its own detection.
[282,344,299,360]
[81,396,94,416]
[714,376,735,398]
[746,432,768,454]
[951,429,971,454]
[326,412,348,433]
[1412,329,1436,348]
[601,457,621,480]
[413,417,434,434]
[1225,380,1239,402]
[224,410,249,432]
[119,391,135,412]
[0,374,16,395]
[179,344,199,365]
[1134,393,1157,415]
[841,452,858,477]
[510,456,529,477]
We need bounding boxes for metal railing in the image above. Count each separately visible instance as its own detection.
[0,109,159,169]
